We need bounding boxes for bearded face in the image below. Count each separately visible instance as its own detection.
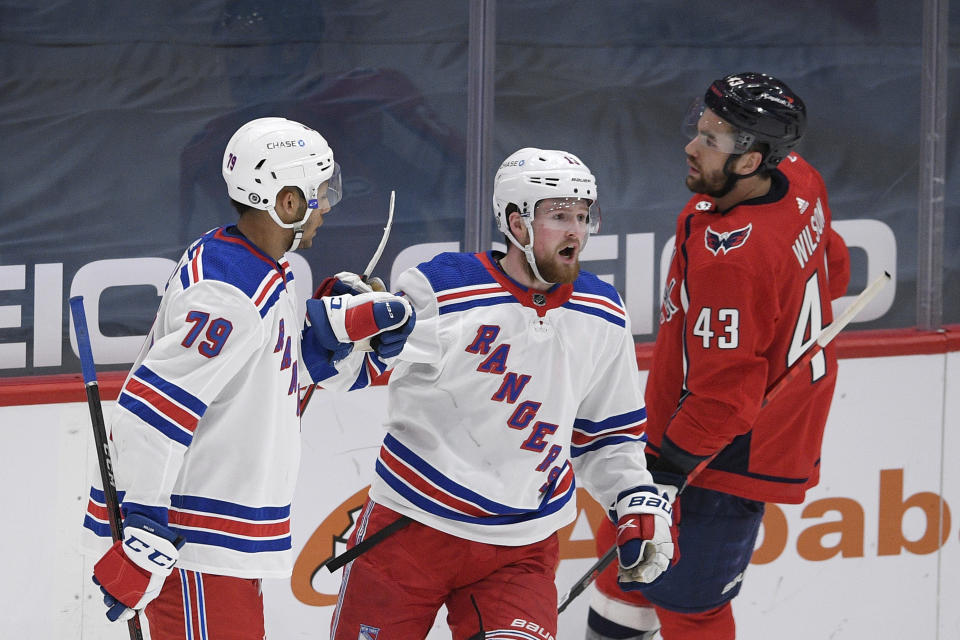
[527,198,590,284]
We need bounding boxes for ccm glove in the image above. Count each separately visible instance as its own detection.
[310,291,412,345]
[92,514,184,622]
[371,306,416,359]
[611,483,678,589]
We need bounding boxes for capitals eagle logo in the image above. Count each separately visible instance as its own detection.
[705,223,752,255]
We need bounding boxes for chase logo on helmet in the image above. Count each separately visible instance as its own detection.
[266,139,304,149]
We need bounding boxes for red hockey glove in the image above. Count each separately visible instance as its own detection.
[310,291,412,344]
[92,513,184,622]
[612,483,678,589]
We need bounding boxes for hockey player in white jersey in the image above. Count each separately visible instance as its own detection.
[330,148,677,639]
[81,117,414,639]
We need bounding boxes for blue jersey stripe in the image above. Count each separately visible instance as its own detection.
[438,294,514,316]
[134,365,208,417]
[170,494,290,521]
[570,433,646,458]
[376,459,575,525]
[384,434,530,515]
[118,392,194,447]
[562,301,626,327]
[173,528,292,553]
[83,514,112,538]
[573,408,647,434]
[257,284,285,318]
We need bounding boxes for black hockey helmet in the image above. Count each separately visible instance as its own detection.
[703,72,806,170]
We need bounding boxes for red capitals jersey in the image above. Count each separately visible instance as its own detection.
[647,153,850,503]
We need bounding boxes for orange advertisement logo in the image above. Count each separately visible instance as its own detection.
[291,469,953,606]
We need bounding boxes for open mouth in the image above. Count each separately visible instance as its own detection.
[559,246,576,259]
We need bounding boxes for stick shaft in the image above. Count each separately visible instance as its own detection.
[363,190,395,279]
[302,190,397,416]
[764,271,890,405]
[557,544,617,613]
[70,296,145,640]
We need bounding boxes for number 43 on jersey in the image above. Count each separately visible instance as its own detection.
[690,271,827,383]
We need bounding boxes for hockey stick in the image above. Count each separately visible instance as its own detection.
[69,296,145,640]
[362,189,395,287]
[323,515,412,573]
[557,270,892,614]
[557,544,617,614]
[763,270,891,405]
[299,190,396,415]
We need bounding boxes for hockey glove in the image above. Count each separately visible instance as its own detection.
[309,291,412,345]
[313,271,375,298]
[611,483,678,589]
[371,306,416,359]
[92,513,185,622]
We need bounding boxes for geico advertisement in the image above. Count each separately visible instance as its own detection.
[1,219,894,372]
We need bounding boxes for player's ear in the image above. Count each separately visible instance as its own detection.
[276,187,299,215]
[733,150,763,176]
[508,211,529,244]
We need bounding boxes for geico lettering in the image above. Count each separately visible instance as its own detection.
[384,223,893,345]
[0,254,315,372]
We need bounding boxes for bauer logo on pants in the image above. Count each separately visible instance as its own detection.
[359,624,380,639]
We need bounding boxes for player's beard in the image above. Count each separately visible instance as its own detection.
[534,253,580,284]
[686,159,739,198]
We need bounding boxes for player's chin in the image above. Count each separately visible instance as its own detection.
[540,257,580,284]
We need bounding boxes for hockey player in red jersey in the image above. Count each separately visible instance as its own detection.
[586,73,851,639]
[82,117,414,639]
[329,148,677,639]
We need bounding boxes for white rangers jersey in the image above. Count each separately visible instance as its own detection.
[82,225,365,578]
[368,251,654,545]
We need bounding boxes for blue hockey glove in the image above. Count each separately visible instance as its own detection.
[92,513,185,622]
[310,291,412,344]
[370,306,416,359]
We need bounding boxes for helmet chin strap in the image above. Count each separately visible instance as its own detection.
[506,218,554,287]
[709,154,764,199]
[266,205,313,253]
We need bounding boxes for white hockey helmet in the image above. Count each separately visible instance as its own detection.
[492,147,600,285]
[222,117,342,251]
